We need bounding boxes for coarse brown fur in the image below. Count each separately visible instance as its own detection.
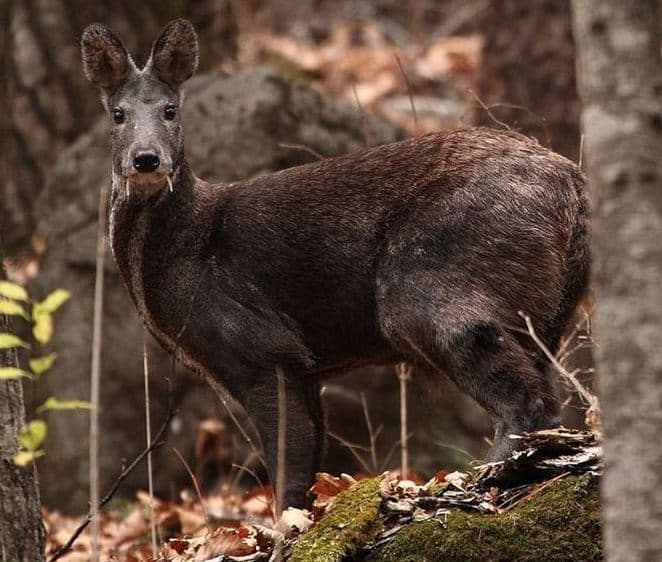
[82,20,590,508]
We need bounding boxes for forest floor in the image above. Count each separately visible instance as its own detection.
[44,428,601,561]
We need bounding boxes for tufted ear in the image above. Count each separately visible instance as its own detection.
[147,19,198,88]
[81,23,133,93]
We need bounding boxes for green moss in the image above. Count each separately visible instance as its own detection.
[289,478,384,562]
[369,475,601,562]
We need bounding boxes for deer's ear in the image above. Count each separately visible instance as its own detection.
[148,19,198,87]
[81,23,132,92]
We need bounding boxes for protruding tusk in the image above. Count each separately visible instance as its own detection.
[166,175,174,193]
[125,177,130,198]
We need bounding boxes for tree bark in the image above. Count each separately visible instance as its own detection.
[1,2,46,558]
[0,299,46,562]
[477,0,580,160]
[571,1,662,560]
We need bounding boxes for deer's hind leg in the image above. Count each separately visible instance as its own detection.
[376,281,560,461]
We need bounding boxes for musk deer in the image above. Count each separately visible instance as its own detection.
[81,20,590,509]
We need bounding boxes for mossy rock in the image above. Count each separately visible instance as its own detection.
[289,475,601,562]
[369,475,601,562]
[289,478,384,562]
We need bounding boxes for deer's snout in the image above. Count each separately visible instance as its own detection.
[133,151,161,174]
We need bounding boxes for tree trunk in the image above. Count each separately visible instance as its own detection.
[571,1,662,560]
[1,3,46,558]
[477,0,580,160]
[0,287,46,562]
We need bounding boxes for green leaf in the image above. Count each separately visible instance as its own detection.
[0,281,28,302]
[29,353,57,376]
[0,299,29,319]
[35,289,71,315]
[37,397,93,414]
[14,450,45,466]
[0,333,30,349]
[18,420,47,451]
[0,367,33,380]
[32,313,53,344]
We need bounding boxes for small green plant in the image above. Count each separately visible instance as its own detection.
[0,280,91,465]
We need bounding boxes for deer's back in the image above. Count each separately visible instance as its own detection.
[206,127,587,368]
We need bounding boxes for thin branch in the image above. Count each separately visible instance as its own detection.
[379,434,414,473]
[278,142,324,161]
[467,89,510,130]
[352,83,372,149]
[578,132,585,169]
[396,362,412,477]
[172,446,208,523]
[518,312,600,418]
[48,399,176,562]
[143,334,158,556]
[466,90,553,148]
[395,53,419,135]
[275,366,287,519]
[89,183,108,562]
[230,463,268,494]
[229,449,260,493]
[327,431,373,474]
[360,392,379,473]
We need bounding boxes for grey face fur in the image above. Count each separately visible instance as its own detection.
[81,20,199,197]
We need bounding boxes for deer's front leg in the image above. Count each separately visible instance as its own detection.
[242,372,325,510]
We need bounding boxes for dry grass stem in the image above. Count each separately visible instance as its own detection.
[172,446,208,523]
[352,83,372,148]
[396,362,412,477]
[519,311,600,427]
[89,183,108,562]
[278,142,324,161]
[143,334,158,556]
[395,53,419,136]
[275,366,287,519]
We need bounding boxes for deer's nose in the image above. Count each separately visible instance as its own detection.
[133,151,160,174]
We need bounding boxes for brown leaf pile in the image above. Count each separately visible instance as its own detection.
[238,19,482,135]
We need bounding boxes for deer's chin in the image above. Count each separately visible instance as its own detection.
[124,173,170,199]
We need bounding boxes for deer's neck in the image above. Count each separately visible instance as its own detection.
[109,159,217,352]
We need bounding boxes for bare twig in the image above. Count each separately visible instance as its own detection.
[89,183,108,562]
[209,379,266,470]
[49,399,175,562]
[143,334,158,556]
[172,446,208,523]
[352,83,372,149]
[465,90,553,148]
[360,393,379,473]
[518,312,600,426]
[278,142,324,161]
[467,89,511,130]
[327,431,374,474]
[275,366,287,519]
[231,463,268,494]
[395,53,419,136]
[500,471,570,513]
[379,433,413,473]
[396,363,412,477]
[578,132,585,169]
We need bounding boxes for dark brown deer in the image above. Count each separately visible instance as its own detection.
[81,20,590,509]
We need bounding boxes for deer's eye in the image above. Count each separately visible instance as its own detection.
[164,105,177,120]
[112,108,125,124]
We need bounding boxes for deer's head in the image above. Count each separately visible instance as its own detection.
[81,20,198,198]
